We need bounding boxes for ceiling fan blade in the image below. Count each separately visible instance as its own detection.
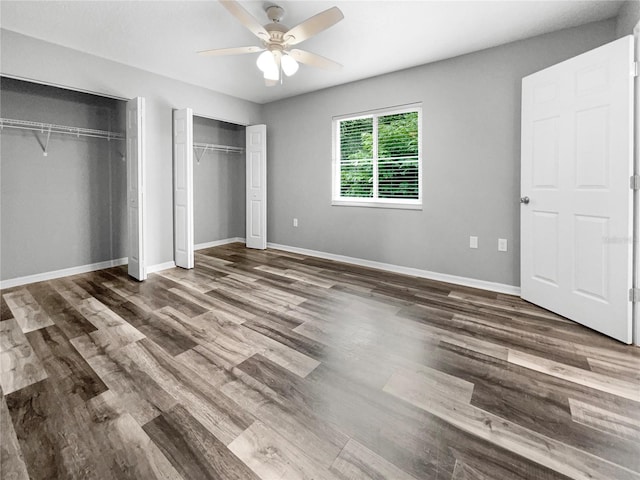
[197,46,263,56]
[264,77,278,87]
[284,6,343,45]
[289,49,342,70]
[219,0,269,40]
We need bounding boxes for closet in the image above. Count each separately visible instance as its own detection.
[193,115,246,249]
[173,108,266,269]
[0,77,138,286]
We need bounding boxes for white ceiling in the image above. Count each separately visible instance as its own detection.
[1,1,624,104]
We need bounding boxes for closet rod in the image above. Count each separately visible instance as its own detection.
[0,117,125,141]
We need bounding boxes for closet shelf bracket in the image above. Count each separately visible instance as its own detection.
[42,125,53,157]
[194,144,209,164]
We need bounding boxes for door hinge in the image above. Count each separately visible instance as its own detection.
[631,175,640,190]
[630,288,640,302]
[634,62,639,77]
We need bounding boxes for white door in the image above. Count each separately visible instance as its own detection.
[173,108,194,269]
[521,36,634,343]
[635,23,640,346]
[246,124,267,249]
[126,97,146,281]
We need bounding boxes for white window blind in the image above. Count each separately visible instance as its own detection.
[333,105,422,209]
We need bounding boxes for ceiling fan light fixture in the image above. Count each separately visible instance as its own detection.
[256,50,276,73]
[263,63,280,82]
[281,54,299,76]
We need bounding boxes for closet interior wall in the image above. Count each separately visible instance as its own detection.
[0,77,127,281]
[193,116,245,246]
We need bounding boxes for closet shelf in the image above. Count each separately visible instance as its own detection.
[0,117,125,141]
[193,142,245,163]
[193,142,245,154]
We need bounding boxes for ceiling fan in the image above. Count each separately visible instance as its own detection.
[198,0,344,86]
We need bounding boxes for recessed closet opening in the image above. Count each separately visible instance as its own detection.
[192,115,246,250]
[0,77,129,286]
[173,107,266,269]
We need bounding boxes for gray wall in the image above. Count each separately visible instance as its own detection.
[1,29,263,270]
[616,0,640,37]
[193,116,245,244]
[1,77,126,280]
[262,19,617,287]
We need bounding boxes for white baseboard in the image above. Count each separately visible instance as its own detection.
[0,242,519,296]
[0,257,128,289]
[267,242,521,296]
[146,261,176,274]
[194,237,245,251]
[145,238,246,277]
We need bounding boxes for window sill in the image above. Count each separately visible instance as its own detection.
[331,199,423,211]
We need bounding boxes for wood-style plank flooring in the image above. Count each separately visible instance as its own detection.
[1,243,639,480]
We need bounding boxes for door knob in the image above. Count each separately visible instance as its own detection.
[520,196,530,205]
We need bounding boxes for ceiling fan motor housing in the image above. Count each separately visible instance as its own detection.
[265,5,285,23]
[263,5,291,49]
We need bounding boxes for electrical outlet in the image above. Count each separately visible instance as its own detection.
[498,238,508,252]
[293,218,298,227]
[469,236,478,249]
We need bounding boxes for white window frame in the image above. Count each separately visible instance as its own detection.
[332,103,422,210]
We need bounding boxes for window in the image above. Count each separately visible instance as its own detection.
[332,104,422,209]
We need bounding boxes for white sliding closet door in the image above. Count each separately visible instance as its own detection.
[246,125,267,249]
[126,97,146,281]
[173,108,194,269]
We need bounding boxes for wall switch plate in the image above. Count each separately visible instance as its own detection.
[498,238,508,252]
[469,236,478,249]
[293,218,298,227]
